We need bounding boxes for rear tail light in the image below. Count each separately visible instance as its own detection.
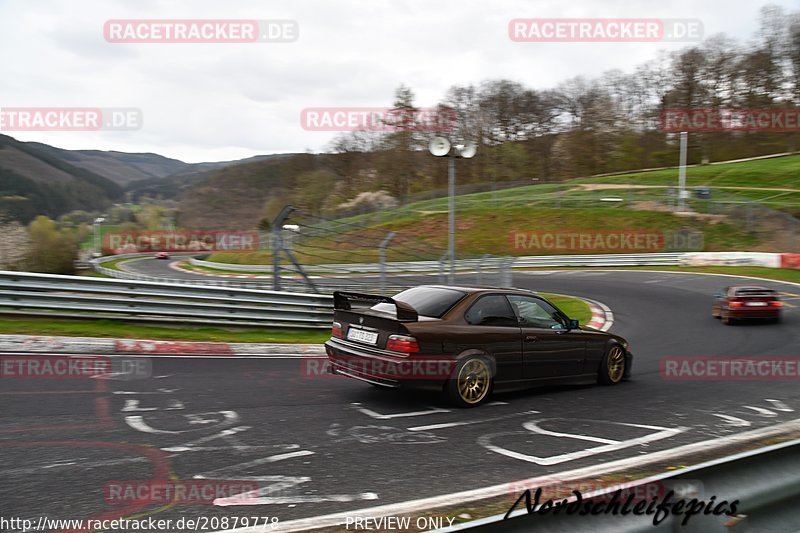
[770,301,783,307]
[331,322,343,339]
[729,299,744,308]
[386,334,419,354]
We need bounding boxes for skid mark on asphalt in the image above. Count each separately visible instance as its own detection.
[118,387,381,507]
[327,423,446,444]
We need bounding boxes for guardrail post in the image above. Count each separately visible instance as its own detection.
[500,256,515,287]
[271,206,295,291]
[378,232,396,296]
[438,252,449,284]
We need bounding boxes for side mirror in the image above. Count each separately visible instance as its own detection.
[713,293,723,298]
[568,319,580,330]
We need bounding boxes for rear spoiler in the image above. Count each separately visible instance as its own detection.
[333,291,418,322]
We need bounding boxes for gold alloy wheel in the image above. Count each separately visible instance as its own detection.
[607,346,625,383]
[457,359,491,405]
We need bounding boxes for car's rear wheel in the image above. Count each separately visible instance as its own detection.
[447,356,492,407]
[598,345,626,385]
[722,314,735,325]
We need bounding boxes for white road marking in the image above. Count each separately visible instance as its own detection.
[765,399,794,412]
[351,403,450,420]
[195,450,315,480]
[112,388,179,395]
[193,449,378,508]
[710,414,751,427]
[742,406,778,417]
[522,421,618,444]
[125,410,239,434]
[162,426,254,452]
[211,419,800,533]
[407,410,540,432]
[479,420,686,466]
[122,400,157,412]
[0,457,148,476]
[217,492,379,506]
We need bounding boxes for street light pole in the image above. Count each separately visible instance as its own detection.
[448,155,455,284]
[428,137,476,286]
[93,217,105,256]
[678,131,688,212]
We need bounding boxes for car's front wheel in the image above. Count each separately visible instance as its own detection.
[446,356,493,407]
[598,344,626,385]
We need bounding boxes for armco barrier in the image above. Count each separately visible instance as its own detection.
[188,253,686,276]
[447,438,800,532]
[0,271,332,328]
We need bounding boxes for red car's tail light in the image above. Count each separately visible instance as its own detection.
[331,322,343,339]
[770,301,783,307]
[729,299,744,308]
[386,334,419,354]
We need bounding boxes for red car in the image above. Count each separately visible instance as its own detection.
[712,285,782,325]
[155,251,170,260]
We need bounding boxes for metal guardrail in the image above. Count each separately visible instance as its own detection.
[447,437,800,532]
[189,253,684,276]
[0,271,333,328]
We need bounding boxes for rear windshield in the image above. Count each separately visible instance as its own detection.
[735,288,776,297]
[371,287,467,318]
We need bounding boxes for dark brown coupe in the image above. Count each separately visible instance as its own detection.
[324,286,632,407]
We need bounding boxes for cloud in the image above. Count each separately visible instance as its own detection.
[0,0,796,162]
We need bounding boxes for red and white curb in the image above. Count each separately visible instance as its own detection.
[585,298,614,331]
[0,335,325,357]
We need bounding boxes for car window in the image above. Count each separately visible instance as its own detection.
[371,287,466,318]
[734,288,776,297]
[507,295,564,329]
[464,295,518,327]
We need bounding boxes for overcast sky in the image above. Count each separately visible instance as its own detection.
[1,0,796,163]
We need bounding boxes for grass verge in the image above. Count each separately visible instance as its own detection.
[541,293,593,324]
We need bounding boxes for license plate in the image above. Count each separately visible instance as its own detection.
[746,302,767,306]
[347,328,379,345]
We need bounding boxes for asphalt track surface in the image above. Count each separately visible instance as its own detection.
[2,268,800,532]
